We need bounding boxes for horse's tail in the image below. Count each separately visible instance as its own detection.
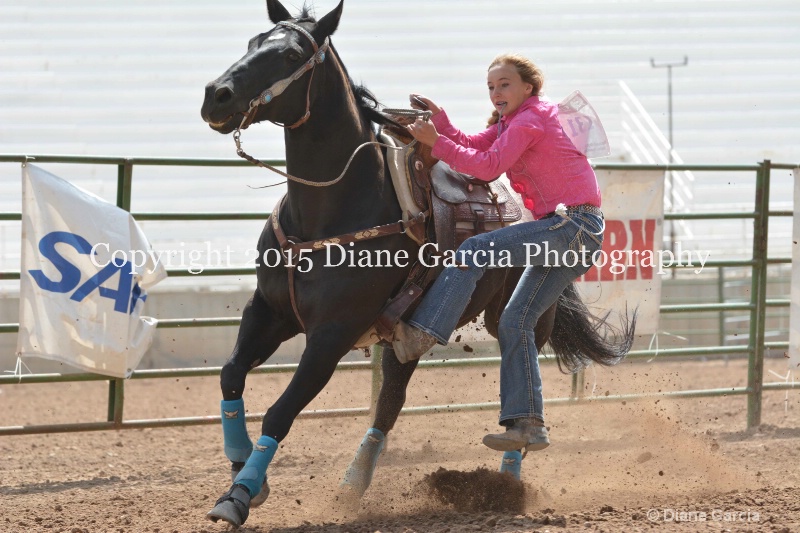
[547,282,637,373]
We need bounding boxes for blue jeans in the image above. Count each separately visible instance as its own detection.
[409,207,604,425]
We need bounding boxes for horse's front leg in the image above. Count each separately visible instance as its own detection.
[340,344,418,500]
[215,291,297,506]
[205,289,295,525]
[208,325,357,527]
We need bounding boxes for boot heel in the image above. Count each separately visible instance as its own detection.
[524,441,550,453]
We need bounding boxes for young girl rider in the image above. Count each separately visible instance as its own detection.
[396,53,604,454]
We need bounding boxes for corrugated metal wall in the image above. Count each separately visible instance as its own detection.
[2,0,798,160]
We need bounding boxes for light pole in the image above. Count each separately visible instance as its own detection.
[650,56,688,162]
[651,56,688,275]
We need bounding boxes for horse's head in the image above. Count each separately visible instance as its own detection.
[201,0,343,134]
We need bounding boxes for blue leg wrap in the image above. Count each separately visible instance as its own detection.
[234,435,278,498]
[340,428,385,496]
[500,450,523,480]
[221,398,253,463]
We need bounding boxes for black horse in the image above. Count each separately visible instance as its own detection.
[200,0,634,527]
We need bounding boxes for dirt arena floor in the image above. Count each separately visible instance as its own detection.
[2,354,800,532]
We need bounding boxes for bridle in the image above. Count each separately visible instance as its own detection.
[231,20,430,188]
[237,21,330,131]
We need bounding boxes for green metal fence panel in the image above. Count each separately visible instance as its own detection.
[0,156,793,436]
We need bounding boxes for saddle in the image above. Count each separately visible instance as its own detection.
[428,161,522,253]
[381,120,522,246]
[355,119,523,347]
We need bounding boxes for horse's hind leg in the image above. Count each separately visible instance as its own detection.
[372,344,419,433]
[340,345,418,499]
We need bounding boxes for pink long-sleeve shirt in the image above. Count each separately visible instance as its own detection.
[430,95,601,219]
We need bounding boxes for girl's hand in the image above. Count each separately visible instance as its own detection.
[409,94,441,115]
[407,118,440,147]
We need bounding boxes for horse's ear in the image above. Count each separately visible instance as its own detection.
[266,0,292,23]
[314,0,344,40]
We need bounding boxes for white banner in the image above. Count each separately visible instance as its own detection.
[575,170,665,335]
[790,168,800,370]
[17,164,166,378]
[558,90,611,159]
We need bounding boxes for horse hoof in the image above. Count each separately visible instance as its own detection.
[206,484,250,528]
[250,478,270,508]
[231,462,270,508]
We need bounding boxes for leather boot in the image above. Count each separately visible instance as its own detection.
[392,321,437,363]
[482,418,550,453]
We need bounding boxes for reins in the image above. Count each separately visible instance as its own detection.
[236,108,430,189]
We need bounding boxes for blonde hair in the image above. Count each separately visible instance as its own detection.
[486,54,544,126]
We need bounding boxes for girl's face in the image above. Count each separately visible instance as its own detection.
[487,64,534,117]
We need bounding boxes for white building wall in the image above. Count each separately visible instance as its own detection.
[2,1,797,160]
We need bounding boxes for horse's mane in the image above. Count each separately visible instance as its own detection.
[292,6,401,133]
[353,84,402,132]
[332,43,402,131]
